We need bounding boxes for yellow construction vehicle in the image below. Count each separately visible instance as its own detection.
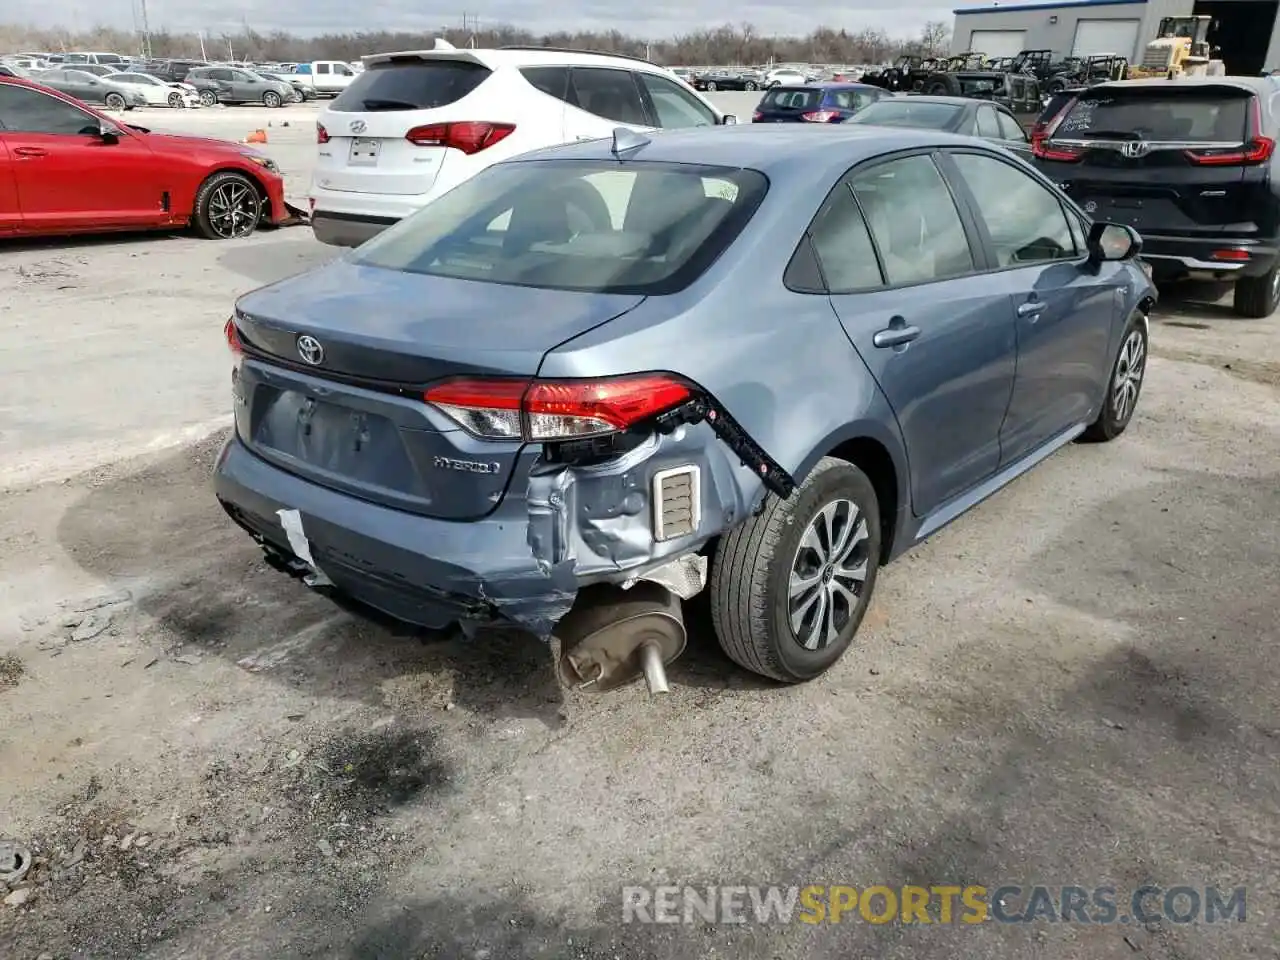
[1131,16,1216,79]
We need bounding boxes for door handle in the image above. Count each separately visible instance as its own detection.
[872,323,922,348]
[13,147,47,158]
[1017,300,1046,317]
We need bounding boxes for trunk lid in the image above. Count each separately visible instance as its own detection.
[317,56,494,197]
[1040,84,1268,237]
[232,261,645,520]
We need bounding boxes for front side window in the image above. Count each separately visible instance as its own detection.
[951,152,1077,267]
[850,154,975,286]
[352,160,767,295]
[571,67,649,126]
[0,84,97,135]
[639,73,715,128]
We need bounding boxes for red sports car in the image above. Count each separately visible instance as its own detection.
[0,75,300,240]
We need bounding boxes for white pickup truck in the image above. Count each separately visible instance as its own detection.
[291,60,357,96]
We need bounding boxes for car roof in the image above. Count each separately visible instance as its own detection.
[873,95,977,107]
[513,123,1002,178]
[1089,76,1272,95]
[363,48,671,72]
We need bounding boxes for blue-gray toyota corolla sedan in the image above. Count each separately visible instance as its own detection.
[215,124,1155,692]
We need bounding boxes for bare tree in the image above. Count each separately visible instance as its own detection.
[919,20,952,58]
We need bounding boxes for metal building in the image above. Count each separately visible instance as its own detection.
[952,0,1280,75]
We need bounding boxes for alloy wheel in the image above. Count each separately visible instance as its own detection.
[206,180,261,239]
[105,93,125,110]
[168,91,183,108]
[788,499,870,651]
[1112,329,1146,423]
[199,90,216,106]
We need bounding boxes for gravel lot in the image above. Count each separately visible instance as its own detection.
[1,98,1277,960]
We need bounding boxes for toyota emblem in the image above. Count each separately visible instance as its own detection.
[1120,141,1151,159]
[297,335,324,366]
[349,119,367,134]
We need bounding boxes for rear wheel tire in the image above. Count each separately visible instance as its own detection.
[1081,314,1147,442]
[745,81,758,91]
[193,171,263,240]
[104,92,126,110]
[1232,264,1280,318]
[710,457,882,683]
[263,91,283,108]
[199,89,217,107]
[706,81,717,91]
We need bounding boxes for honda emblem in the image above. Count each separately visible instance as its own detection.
[1120,141,1151,159]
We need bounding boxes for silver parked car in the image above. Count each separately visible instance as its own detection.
[184,66,294,107]
[215,125,1154,693]
[30,69,146,109]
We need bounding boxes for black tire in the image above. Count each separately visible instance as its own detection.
[1047,77,1067,94]
[263,91,283,108]
[199,89,217,107]
[706,81,717,91]
[192,171,263,240]
[104,92,126,110]
[745,81,758,91]
[1081,314,1148,442]
[710,457,882,683]
[168,90,184,108]
[1231,263,1280,318]
[290,89,304,103]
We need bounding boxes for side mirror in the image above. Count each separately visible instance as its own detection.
[721,114,738,125]
[1087,221,1141,262]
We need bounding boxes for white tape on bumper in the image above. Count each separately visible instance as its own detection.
[276,508,334,587]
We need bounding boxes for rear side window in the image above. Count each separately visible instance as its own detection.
[822,88,878,111]
[330,59,491,112]
[352,160,768,295]
[522,66,570,101]
[761,87,819,110]
[1057,90,1250,140]
[804,187,883,293]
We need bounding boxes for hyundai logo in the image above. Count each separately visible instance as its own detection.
[1120,141,1151,159]
[349,119,367,134]
[296,335,324,366]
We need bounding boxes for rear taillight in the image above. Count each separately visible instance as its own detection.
[224,317,243,356]
[752,110,763,122]
[404,121,516,154]
[1032,139,1084,162]
[316,122,329,144]
[1184,137,1275,166]
[424,374,693,442]
[801,110,838,123]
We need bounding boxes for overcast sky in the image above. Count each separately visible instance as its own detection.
[7,0,965,40]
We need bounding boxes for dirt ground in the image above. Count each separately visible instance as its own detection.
[1,104,1278,960]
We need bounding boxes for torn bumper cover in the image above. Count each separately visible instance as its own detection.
[214,397,784,638]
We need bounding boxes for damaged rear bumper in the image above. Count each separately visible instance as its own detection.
[213,423,764,638]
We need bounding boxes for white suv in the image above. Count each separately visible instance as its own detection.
[309,46,736,247]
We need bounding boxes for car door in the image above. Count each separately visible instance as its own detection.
[0,135,19,233]
[0,83,165,230]
[941,149,1119,465]
[64,70,107,103]
[207,68,236,101]
[812,152,1018,517]
[564,67,652,143]
[635,72,718,129]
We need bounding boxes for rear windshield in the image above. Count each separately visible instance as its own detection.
[330,59,491,112]
[1056,89,1251,140]
[1037,92,1076,125]
[352,160,769,295]
[849,100,963,129]
[761,87,818,109]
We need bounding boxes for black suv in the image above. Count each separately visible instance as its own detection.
[1033,77,1280,317]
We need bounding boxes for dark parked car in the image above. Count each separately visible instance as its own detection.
[752,83,889,123]
[147,59,207,82]
[848,95,1033,156]
[260,71,315,101]
[215,124,1154,694]
[184,66,295,107]
[1032,77,1280,317]
[29,69,146,110]
[692,69,761,91]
